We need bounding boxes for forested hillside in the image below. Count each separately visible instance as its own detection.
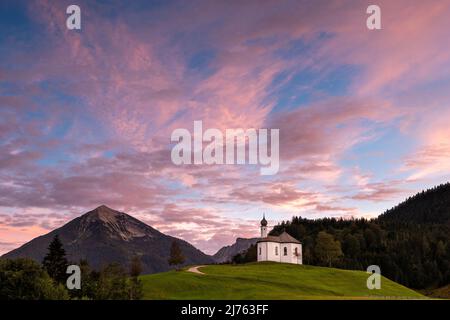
[269,183,450,289]
[379,183,450,224]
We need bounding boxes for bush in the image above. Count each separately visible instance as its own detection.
[92,263,142,300]
[0,258,69,300]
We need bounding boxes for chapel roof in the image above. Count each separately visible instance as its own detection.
[257,231,301,244]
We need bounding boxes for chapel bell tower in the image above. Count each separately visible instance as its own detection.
[260,213,268,238]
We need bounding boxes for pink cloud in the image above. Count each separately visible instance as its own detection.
[350,181,409,202]
[2,0,450,255]
[268,97,398,161]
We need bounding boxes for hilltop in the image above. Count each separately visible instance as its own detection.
[140,262,424,299]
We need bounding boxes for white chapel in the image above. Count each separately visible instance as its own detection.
[257,214,302,264]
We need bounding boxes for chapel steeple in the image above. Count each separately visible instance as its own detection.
[260,213,268,238]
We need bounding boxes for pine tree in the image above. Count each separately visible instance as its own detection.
[168,240,185,269]
[42,235,69,284]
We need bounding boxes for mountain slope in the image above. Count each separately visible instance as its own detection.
[140,262,424,299]
[379,182,450,224]
[213,237,258,263]
[1,205,213,273]
[421,284,450,299]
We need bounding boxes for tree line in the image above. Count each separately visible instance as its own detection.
[0,235,144,300]
[1,234,187,300]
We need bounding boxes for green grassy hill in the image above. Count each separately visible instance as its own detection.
[140,262,425,300]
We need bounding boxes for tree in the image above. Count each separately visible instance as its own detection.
[94,263,130,300]
[129,255,143,300]
[435,240,446,258]
[364,229,377,249]
[69,261,143,300]
[315,231,343,267]
[343,234,360,257]
[232,244,257,264]
[129,255,143,278]
[168,240,185,269]
[68,259,97,300]
[42,235,69,284]
[0,258,69,300]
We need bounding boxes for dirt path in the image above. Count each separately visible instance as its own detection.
[187,265,206,274]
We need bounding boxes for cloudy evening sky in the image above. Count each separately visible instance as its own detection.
[1,0,450,254]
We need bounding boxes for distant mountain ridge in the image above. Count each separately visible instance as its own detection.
[2,205,213,273]
[213,237,258,263]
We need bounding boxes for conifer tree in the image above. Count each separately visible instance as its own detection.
[42,235,69,284]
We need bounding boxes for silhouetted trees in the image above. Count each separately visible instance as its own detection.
[0,258,69,300]
[2,236,146,300]
[73,260,144,300]
[269,218,449,289]
[379,182,450,224]
[343,234,360,257]
[42,235,69,284]
[94,263,131,299]
[129,255,143,300]
[232,244,257,264]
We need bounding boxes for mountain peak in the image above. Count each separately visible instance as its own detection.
[77,205,152,241]
[96,204,114,211]
[93,204,119,214]
[2,206,213,273]
[90,205,122,222]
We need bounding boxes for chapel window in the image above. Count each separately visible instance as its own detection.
[283,247,287,256]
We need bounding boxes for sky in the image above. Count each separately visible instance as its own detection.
[1,0,450,255]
